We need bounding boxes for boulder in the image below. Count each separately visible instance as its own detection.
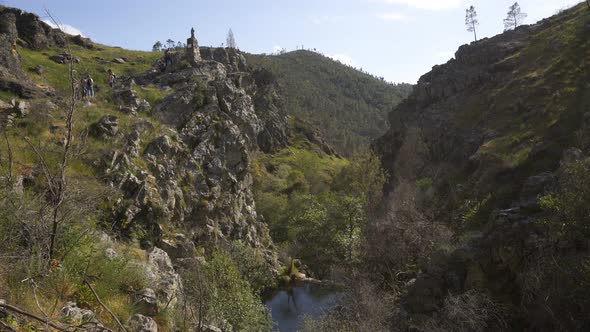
[10,99,28,117]
[30,64,44,75]
[145,247,181,310]
[91,115,119,138]
[113,58,126,64]
[61,302,95,324]
[105,248,118,260]
[159,233,195,261]
[70,34,94,49]
[128,314,158,332]
[113,86,141,109]
[49,53,80,64]
[135,288,158,317]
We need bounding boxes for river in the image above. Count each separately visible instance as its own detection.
[265,282,342,332]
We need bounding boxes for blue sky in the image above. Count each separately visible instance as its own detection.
[3,0,584,83]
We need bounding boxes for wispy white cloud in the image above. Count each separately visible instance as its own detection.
[377,0,466,10]
[327,53,355,66]
[42,19,85,37]
[375,12,412,21]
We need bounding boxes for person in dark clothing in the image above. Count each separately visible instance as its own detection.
[164,49,172,69]
[86,75,94,98]
[108,69,117,88]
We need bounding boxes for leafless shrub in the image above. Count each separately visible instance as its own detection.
[364,181,452,286]
[302,275,399,332]
[419,290,507,332]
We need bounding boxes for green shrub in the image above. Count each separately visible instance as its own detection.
[181,250,272,331]
[540,160,590,239]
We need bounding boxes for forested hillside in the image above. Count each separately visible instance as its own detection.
[246,51,412,154]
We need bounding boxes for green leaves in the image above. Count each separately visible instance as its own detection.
[541,160,590,239]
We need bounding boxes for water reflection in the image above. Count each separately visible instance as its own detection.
[265,282,341,332]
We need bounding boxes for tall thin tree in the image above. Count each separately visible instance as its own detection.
[226,29,237,49]
[465,6,479,42]
[503,2,527,31]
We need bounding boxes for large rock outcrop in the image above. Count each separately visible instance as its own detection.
[0,5,88,98]
[103,47,289,250]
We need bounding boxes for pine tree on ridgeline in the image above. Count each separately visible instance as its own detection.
[465,6,479,42]
[504,2,527,31]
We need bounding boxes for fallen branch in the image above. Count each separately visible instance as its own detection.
[0,302,69,331]
[83,279,128,332]
[0,319,17,332]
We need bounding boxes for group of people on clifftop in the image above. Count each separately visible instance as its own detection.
[73,75,94,99]
[156,48,173,72]
[72,69,117,100]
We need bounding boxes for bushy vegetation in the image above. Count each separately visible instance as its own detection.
[246,50,412,155]
[254,131,386,277]
[540,159,590,239]
[180,249,273,332]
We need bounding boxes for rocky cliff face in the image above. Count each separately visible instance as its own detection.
[373,3,590,329]
[0,4,289,254]
[101,48,289,253]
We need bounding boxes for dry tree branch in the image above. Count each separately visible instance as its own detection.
[0,302,69,331]
[42,8,80,263]
[29,281,50,326]
[22,135,57,202]
[0,319,17,332]
[83,279,128,332]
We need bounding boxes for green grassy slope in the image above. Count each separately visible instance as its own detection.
[246,50,412,155]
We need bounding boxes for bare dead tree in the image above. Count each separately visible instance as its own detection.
[27,9,79,265]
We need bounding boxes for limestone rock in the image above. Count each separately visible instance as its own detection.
[9,99,28,117]
[135,288,158,317]
[128,314,158,332]
[61,302,96,324]
[145,247,181,310]
[105,248,118,260]
[91,115,119,138]
[49,53,80,64]
[159,233,195,261]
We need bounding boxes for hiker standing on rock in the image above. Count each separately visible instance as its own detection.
[108,69,117,88]
[86,74,94,98]
[164,48,172,70]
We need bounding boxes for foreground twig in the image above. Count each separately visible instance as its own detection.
[30,282,50,328]
[83,279,128,332]
[0,319,17,332]
[0,302,69,331]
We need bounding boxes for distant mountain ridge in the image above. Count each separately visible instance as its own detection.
[246,50,412,155]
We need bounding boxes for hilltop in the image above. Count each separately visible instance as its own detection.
[246,50,412,154]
